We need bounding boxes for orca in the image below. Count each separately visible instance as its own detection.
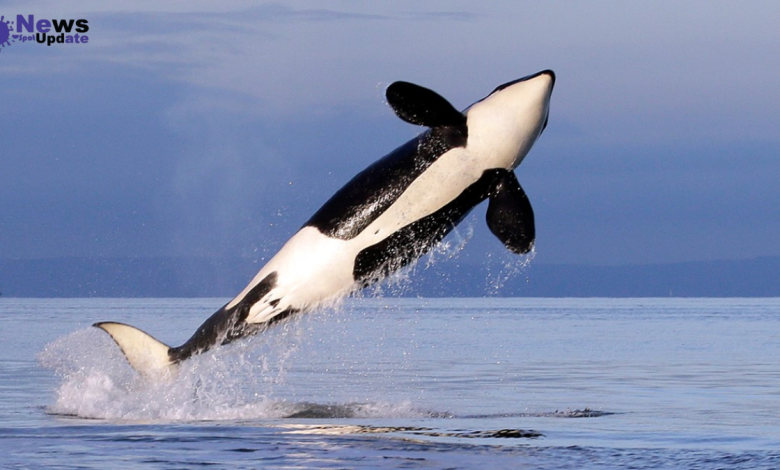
[95,70,556,378]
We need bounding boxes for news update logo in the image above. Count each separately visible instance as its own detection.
[0,14,90,54]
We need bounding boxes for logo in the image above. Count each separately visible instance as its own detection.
[0,14,90,54]
[0,16,14,52]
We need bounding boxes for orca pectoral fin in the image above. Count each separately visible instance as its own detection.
[486,170,535,254]
[386,81,466,128]
[93,322,176,379]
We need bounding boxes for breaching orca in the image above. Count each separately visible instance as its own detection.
[95,70,555,378]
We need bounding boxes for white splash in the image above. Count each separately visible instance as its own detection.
[37,310,428,423]
[485,246,536,295]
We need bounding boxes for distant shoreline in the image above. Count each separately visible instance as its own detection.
[2,256,779,298]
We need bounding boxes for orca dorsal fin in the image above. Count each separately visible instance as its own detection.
[486,170,535,254]
[386,81,466,128]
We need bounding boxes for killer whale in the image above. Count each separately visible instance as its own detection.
[95,70,555,378]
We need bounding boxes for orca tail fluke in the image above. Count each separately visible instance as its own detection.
[93,322,176,379]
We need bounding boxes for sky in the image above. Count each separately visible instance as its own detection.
[1,1,779,268]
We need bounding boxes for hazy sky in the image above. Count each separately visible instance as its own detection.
[1,1,779,266]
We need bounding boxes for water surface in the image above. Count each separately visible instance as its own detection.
[1,297,779,468]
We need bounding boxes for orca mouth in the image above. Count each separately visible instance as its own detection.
[491,69,556,95]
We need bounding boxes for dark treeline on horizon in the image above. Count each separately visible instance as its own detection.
[1,256,778,298]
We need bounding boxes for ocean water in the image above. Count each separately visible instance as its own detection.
[1,297,779,469]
